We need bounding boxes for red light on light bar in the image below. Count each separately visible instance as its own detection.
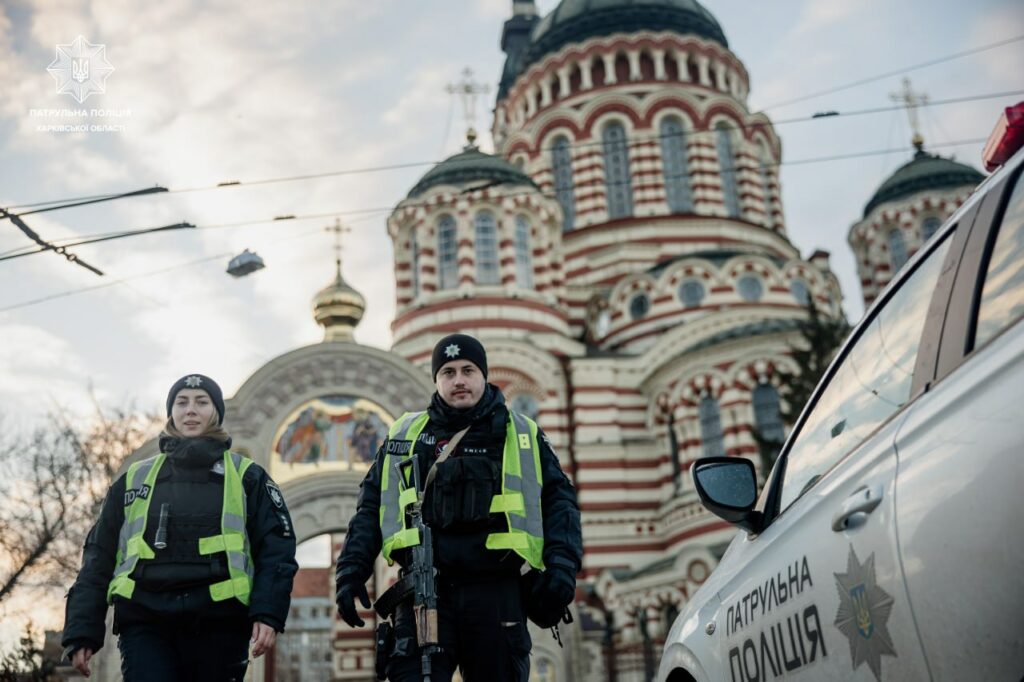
[982,102,1024,172]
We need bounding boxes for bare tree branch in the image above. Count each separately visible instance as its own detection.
[0,399,161,606]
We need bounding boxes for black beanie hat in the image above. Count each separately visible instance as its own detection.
[431,334,488,380]
[166,374,226,425]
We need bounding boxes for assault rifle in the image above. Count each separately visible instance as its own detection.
[393,454,441,682]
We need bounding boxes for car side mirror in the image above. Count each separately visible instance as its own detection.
[690,457,763,534]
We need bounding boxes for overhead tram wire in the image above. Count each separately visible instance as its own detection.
[761,34,1024,111]
[6,88,1019,214]
[0,224,330,313]
[0,136,988,284]
[0,136,991,265]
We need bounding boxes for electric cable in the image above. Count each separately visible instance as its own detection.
[4,89,1017,212]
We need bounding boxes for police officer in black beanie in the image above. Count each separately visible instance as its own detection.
[62,374,298,681]
[336,334,582,681]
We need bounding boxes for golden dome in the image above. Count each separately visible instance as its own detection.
[312,264,365,342]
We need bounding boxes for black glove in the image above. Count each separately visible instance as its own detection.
[532,565,576,609]
[336,579,371,628]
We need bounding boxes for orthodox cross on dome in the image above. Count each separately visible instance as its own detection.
[890,77,930,151]
[446,67,490,147]
[325,217,351,279]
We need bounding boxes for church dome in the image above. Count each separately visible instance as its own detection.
[864,147,985,217]
[407,141,537,198]
[313,268,366,342]
[499,0,728,99]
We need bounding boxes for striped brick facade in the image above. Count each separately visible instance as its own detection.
[384,4,846,679]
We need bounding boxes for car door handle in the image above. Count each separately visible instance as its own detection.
[831,485,883,532]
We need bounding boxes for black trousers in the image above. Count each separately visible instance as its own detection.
[117,617,250,682]
[386,575,531,682]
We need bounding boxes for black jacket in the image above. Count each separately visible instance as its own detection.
[336,385,582,586]
[62,438,298,654]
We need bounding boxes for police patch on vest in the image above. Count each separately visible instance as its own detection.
[266,482,285,509]
[124,484,151,506]
[386,440,412,455]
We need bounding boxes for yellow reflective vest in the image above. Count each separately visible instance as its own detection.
[379,411,546,570]
[106,451,255,605]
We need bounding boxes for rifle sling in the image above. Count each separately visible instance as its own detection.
[374,574,416,619]
[422,426,470,494]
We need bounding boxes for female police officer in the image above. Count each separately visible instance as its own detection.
[61,374,298,681]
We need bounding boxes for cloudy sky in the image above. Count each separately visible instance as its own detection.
[0,0,1021,431]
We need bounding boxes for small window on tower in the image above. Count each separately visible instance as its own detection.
[510,394,539,421]
[737,275,764,302]
[629,293,650,320]
[790,280,810,305]
[679,279,706,308]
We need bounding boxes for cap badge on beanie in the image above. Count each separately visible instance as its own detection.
[184,375,203,388]
[431,333,488,380]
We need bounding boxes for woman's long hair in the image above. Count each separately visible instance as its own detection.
[163,409,230,443]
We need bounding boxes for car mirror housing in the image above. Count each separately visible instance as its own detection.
[690,457,764,534]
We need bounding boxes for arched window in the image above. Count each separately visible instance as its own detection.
[752,383,785,448]
[738,275,764,302]
[888,228,908,271]
[437,215,458,290]
[759,146,773,225]
[410,229,420,297]
[790,279,809,305]
[660,116,692,213]
[514,215,533,289]
[629,292,650,320]
[715,123,740,218]
[922,216,941,241]
[602,122,634,219]
[698,395,725,457]
[510,393,539,421]
[475,211,500,285]
[551,136,575,232]
[679,280,705,308]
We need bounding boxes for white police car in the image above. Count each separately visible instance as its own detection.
[658,103,1024,682]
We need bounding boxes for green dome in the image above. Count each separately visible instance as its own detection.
[407,144,536,198]
[864,149,984,217]
[499,0,728,99]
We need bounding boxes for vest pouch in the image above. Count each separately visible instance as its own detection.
[423,456,499,531]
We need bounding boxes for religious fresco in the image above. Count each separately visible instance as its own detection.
[271,395,392,481]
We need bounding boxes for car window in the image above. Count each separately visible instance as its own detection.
[778,234,953,512]
[974,169,1024,349]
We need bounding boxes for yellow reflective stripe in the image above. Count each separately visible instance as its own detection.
[125,536,155,560]
[198,534,244,555]
[398,487,418,511]
[485,532,530,551]
[489,493,524,514]
[209,576,251,603]
[390,528,420,550]
[108,575,135,600]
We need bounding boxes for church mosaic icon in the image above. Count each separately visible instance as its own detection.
[273,396,392,477]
